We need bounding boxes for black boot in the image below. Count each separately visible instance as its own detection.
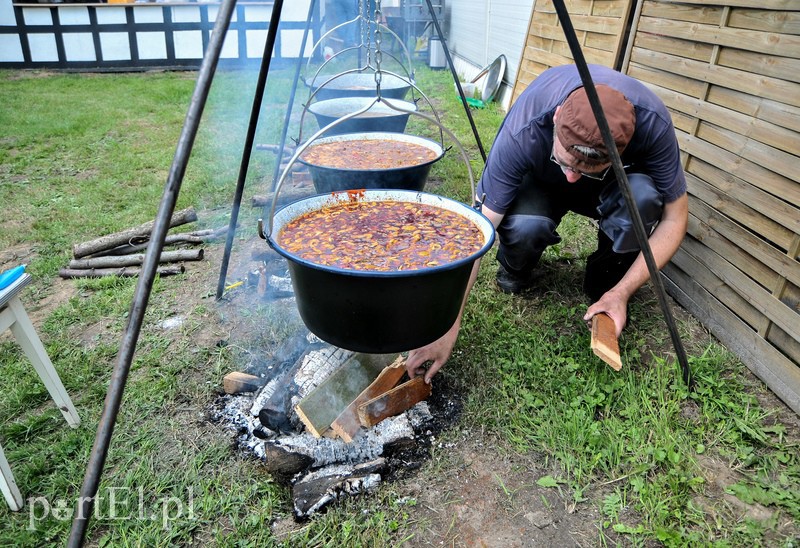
[583,232,638,302]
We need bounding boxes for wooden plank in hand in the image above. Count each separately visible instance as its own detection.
[331,355,407,442]
[591,313,622,371]
[357,376,432,428]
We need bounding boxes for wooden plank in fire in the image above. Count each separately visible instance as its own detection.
[357,376,432,428]
[331,355,407,442]
[294,353,398,437]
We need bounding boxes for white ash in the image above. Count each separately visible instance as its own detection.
[406,401,433,428]
[212,395,275,455]
[249,377,279,416]
[294,347,354,399]
[263,412,415,468]
[297,459,384,484]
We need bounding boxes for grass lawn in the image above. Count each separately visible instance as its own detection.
[0,67,798,546]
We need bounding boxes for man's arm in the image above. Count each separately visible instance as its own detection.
[584,193,688,335]
[405,205,505,383]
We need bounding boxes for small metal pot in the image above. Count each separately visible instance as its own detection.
[265,190,495,353]
[306,72,412,101]
[298,132,444,193]
[308,97,417,135]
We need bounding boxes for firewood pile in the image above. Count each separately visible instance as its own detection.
[60,207,225,279]
[211,330,459,520]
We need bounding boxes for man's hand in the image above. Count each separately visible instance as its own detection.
[584,194,688,338]
[584,288,628,337]
[405,320,460,384]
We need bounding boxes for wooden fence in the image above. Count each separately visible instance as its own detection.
[511,0,635,102]
[513,0,800,414]
[622,0,800,414]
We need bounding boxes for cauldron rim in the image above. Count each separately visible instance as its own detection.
[297,132,444,174]
[267,190,495,277]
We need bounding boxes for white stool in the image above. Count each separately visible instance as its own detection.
[0,273,80,511]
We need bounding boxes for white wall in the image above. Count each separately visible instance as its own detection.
[444,0,533,108]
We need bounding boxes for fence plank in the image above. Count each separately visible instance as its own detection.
[629,47,800,107]
[663,265,800,415]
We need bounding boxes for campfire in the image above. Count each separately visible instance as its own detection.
[211,261,461,519]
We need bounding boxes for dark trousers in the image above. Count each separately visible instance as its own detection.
[495,172,663,300]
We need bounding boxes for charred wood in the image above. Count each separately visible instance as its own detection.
[252,334,325,433]
[292,459,387,519]
[261,443,314,484]
[261,413,414,477]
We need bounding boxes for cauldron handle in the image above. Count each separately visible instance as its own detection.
[375,101,478,204]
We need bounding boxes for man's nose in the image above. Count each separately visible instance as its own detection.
[565,170,583,183]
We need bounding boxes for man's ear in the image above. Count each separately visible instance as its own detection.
[554,105,561,124]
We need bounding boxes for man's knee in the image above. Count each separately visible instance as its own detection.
[499,214,560,248]
[598,173,663,253]
[496,214,560,273]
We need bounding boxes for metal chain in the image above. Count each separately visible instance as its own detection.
[358,0,371,65]
[374,0,383,96]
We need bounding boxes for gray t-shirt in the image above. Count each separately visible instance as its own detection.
[477,64,686,214]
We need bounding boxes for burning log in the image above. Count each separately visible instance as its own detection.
[258,346,353,434]
[58,265,185,279]
[72,206,198,258]
[331,356,407,442]
[261,443,314,484]
[261,413,415,481]
[358,376,432,428]
[67,249,203,270]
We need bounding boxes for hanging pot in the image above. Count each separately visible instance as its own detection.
[307,97,417,135]
[263,190,495,353]
[306,72,413,100]
[297,132,444,193]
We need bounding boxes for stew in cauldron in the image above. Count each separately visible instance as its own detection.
[278,199,484,271]
[300,138,438,170]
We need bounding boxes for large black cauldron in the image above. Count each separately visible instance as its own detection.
[308,97,417,135]
[265,190,495,353]
[306,72,413,101]
[298,132,443,193]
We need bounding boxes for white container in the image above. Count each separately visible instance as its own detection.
[455,82,479,99]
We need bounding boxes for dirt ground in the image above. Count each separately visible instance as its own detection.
[4,222,799,547]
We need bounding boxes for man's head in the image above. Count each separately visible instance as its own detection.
[554,85,635,173]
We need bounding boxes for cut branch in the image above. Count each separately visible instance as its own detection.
[72,206,198,258]
[58,265,185,279]
[100,234,205,256]
[68,249,203,270]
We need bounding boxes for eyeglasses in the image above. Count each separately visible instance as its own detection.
[550,151,612,181]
